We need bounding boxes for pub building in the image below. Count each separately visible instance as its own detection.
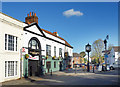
[22,12,73,77]
[0,12,73,82]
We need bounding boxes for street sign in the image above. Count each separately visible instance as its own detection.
[105,54,108,58]
[22,48,25,52]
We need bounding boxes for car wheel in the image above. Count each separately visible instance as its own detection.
[110,66,113,70]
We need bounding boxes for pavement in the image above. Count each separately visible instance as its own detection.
[1,68,119,86]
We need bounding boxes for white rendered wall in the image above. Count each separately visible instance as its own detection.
[23,29,65,58]
[0,12,25,82]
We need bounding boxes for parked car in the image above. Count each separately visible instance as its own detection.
[114,64,120,69]
[110,64,115,70]
[107,65,110,71]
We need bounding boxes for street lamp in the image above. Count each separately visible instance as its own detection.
[104,35,109,71]
[104,39,107,50]
[85,43,91,72]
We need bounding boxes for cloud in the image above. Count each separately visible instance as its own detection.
[63,9,83,17]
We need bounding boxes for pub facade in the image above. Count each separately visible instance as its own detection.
[22,12,73,77]
[0,12,73,82]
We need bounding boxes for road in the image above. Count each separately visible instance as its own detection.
[2,68,119,86]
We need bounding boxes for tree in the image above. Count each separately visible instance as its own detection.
[84,58,87,63]
[80,51,86,64]
[91,39,104,64]
[108,44,114,51]
[80,51,86,58]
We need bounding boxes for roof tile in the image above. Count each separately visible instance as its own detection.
[41,29,72,48]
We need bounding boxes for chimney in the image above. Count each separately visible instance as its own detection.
[25,12,38,24]
[30,12,31,16]
[35,13,36,16]
[53,32,58,36]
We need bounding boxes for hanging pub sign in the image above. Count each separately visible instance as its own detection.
[28,49,40,56]
[22,47,26,52]
[28,55,39,60]
[29,51,39,55]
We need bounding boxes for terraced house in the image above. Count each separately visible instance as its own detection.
[0,12,73,82]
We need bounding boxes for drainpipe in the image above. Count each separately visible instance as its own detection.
[20,48,22,79]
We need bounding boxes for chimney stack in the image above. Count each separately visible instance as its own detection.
[25,12,38,24]
[35,13,36,16]
[53,32,58,36]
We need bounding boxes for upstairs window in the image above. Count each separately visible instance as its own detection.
[5,34,17,51]
[46,45,51,56]
[59,48,62,57]
[54,46,56,57]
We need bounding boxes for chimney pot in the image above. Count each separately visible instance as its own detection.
[27,14,29,16]
[25,12,38,24]
[53,32,58,36]
[30,12,31,16]
[35,13,36,16]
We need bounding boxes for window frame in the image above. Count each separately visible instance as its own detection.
[5,34,18,51]
[46,45,51,56]
[5,61,18,78]
[54,46,56,57]
[59,48,62,57]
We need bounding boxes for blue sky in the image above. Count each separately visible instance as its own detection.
[1,2,118,53]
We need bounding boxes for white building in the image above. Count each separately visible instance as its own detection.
[22,12,73,77]
[107,48,115,67]
[0,12,27,82]
[0,12,73,82]
[113,46,120,64]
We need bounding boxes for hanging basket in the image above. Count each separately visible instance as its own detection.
[25,54,29,59]
[52,56,56,60]
[46,56,48,59]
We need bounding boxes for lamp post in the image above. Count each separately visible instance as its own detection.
[85,43,91,72]
[104,39,107,71]
[104,35,109,71]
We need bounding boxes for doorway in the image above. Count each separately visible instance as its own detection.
[59,61,62,71]
[28,60,38,76]
[46,61,51,73]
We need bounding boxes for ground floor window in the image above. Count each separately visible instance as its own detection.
[5,61,18,77]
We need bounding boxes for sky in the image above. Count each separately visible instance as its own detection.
[1,2,119,53]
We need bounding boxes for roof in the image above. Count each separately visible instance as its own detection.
[113,46,120,52]
[73,53,80,57]
[0,12,73,48]
[0,12,24,23]
[41,29,73,48]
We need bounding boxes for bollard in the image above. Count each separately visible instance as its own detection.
[93,66,94,73]
[51,70,52,76]
[75,66,77,74]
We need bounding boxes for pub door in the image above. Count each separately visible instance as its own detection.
[46,61,51,73]
[28,60,38,77]
[59,61,62,71]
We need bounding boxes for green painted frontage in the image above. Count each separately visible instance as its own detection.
[23,56,29,77]
[42,56,64,74]
[23,55,65,77]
